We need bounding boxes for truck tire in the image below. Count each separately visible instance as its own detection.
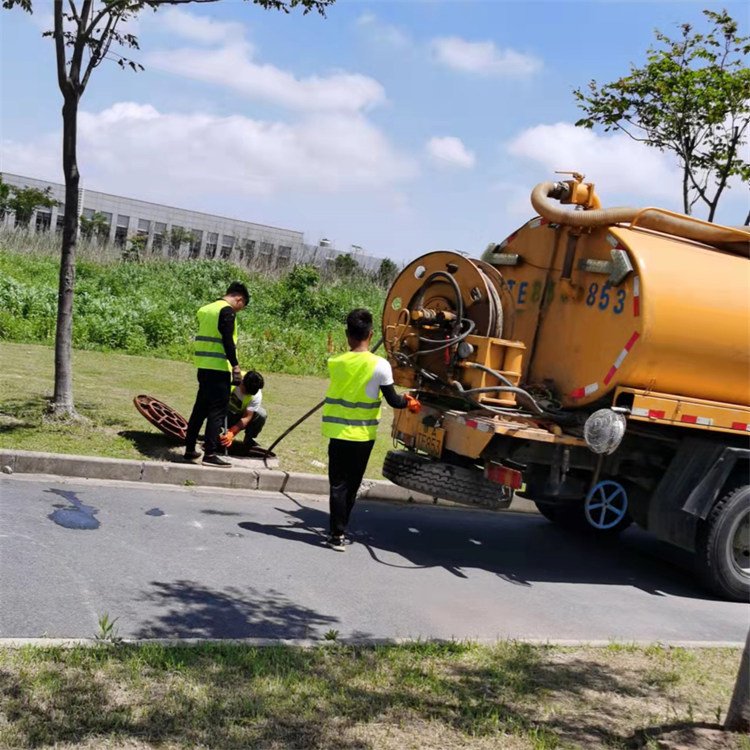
[696,485,750,602]
[382,450,511,508]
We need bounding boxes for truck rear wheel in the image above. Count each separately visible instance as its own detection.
[382,450,511,508]
[696,485,750,602]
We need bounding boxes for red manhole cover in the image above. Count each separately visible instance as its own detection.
[133,395,188,442]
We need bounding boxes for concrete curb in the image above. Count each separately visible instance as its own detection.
[0,448,539,513]
[0,637,743,649]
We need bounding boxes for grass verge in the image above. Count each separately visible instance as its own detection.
[0,642,745,750]
[0,342,394,478]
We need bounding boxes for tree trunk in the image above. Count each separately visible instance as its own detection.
[681,166,691,215]
[51,93,80,417]
[725,628,750,732]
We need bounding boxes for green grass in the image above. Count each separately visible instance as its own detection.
[0,341,393,477]
[0,642,744,750]
[0,247,386,377]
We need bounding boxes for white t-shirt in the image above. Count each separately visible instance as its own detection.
[229,386,263,415]
[364,357,394,400]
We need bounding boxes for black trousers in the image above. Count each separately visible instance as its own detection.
[185,369,231,456]
[328,438,374,537]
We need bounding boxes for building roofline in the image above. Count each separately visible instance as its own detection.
[0,171,305,237]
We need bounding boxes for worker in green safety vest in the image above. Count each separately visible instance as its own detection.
[322,308,421,551]
[219,370,267,452]
[184,281,249,467]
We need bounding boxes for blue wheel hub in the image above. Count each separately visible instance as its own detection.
[585,480,628,530]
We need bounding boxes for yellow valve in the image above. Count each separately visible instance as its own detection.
[553,171,601,209]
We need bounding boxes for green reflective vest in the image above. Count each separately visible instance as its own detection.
[228,387,254,416]
[322,351,382,441]
[193,299,237,372]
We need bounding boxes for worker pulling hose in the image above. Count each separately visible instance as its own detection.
[263,337,385,468]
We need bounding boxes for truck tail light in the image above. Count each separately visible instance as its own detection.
[485,462,523,489]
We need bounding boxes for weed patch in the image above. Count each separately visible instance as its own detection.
[0,249,386,377]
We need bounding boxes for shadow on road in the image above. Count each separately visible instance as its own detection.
[235,495,715,600]
[133,580,340,639]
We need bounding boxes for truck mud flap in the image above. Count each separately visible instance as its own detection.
[648,437,743,551]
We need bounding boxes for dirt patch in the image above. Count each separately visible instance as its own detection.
[349,714,530,750]
[630,725,749,749]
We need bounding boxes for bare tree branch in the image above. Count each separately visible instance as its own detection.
[81,10,117,88]
[53,2,71,94]
[66,0,79,23]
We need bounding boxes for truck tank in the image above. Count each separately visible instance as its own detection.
[491,220,750,408]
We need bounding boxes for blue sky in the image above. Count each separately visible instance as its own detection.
[1,0,747,261]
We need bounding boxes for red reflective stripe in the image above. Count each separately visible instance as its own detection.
[603,366,617,385]
[465,419,478,429]
[632,276,641,317]
[624,331,640,351]
[648,410,665,419]
[731,422,748,431]
[570,388,585,399]
[681,415,698,424]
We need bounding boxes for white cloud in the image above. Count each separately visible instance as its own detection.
[506,122,681,201]
[1,102,416,200]
[158,7,244,45]
[356,13,410,48]
[147,10,385,113]
[0,134,61,181]
[149,42,385,112]
[431,37,541,77]
[426,136,476,169]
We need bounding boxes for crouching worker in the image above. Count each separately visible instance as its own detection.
[219,370,267,453]
[322,308,421,552]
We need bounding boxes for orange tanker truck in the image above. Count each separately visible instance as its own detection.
[381,174,750,601]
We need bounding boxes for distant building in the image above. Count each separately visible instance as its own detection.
[0,172,385,271]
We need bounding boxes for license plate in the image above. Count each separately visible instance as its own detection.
[415,425,445,458]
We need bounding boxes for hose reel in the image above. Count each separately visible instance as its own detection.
[382,251,526,409]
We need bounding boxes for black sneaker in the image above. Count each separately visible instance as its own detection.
[184,450,202,462]
[327,535,346,552]
[202,454,232,468]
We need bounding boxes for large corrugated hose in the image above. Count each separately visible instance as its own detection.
[531,182,750,257]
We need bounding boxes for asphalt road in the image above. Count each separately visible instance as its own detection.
[1,475,746,644]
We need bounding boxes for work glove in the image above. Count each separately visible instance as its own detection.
[405,394,422,414]
[219,425,240,448]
